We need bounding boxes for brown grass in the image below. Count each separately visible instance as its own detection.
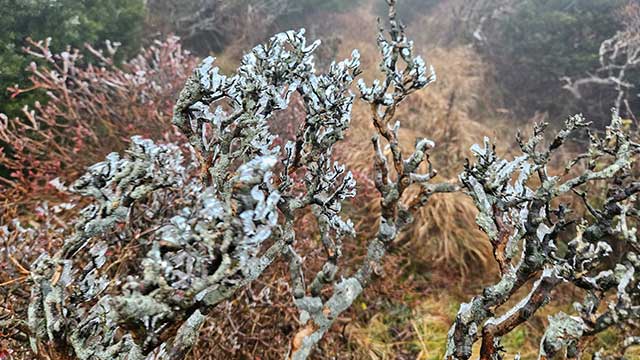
[339,44,500,274]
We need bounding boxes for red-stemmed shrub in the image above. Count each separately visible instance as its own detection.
[0,36,197,208]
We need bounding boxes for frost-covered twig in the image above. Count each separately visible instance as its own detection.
[446,111,640,359]
[1,2,453,357]
[0,36,195,204]
[287,1,459,358]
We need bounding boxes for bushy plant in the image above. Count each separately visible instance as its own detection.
[1,1,450,358]
[563,2,640,122]
[0,0,145,116]
[446,114,640,359]
[0,36,196,207]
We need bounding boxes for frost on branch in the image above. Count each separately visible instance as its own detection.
[1,2,452,358]
[10,1,636,358]
[446,111,640,359]
[287,0,455,358]
[0,36,195,205]
[15,137,186,359]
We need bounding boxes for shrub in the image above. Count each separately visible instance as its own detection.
[445,113,640,358]
[563,2,640,121]
[1,1,452,358]
[0,0,145,116]
[0,36,196,207]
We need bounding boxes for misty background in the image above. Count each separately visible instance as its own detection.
[2,0,638,125]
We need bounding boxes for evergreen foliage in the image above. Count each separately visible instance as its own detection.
[0,0,145,115]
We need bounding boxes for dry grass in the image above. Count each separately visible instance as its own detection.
[340,44,500,274]
[214,0,503,275]
[346,294,460,360]
[346,284,640,360]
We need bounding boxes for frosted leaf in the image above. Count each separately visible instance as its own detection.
[49,177,68,192]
